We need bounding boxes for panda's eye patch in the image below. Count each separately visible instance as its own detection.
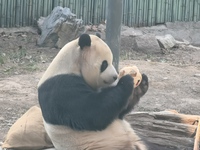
[100,60,108,72]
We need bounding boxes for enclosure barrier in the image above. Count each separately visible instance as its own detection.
[0,0,200,28]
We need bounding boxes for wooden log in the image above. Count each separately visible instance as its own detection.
[194,119,200,150]
[125,111,200,150]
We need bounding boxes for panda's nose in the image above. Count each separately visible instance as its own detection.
[113,76,118,81]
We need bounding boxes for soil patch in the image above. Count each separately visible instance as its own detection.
[0,28,200,142]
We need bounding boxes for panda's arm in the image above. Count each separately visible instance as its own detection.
[118,73,149,119]
[38,74,133,131]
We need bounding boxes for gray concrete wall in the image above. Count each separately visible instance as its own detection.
[137,21,200,46]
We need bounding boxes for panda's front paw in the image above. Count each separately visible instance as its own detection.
[118,75,133,94]
[118,74,149,119]
[134,73,149,98]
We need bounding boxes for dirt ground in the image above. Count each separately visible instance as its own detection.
[0,27,200,142]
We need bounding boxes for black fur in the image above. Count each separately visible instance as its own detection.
[119,73,149,119]
[78,34,91,49]
[95,32,101,38]
[38,74,133,131]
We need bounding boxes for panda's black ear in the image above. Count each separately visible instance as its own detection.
[78,34,91,49]
[96,32,101,38]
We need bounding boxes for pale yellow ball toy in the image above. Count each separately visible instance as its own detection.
[119,66,142,88]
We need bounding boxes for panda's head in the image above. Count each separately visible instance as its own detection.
[78,34,118,89]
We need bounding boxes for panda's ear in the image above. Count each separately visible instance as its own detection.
[96,32,101,38]
[78,34,91,49]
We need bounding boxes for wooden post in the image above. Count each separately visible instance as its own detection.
[106,0,123,71]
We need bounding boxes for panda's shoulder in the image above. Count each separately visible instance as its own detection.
[38,74,87,90]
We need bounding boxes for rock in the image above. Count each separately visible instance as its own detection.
[37,6,84,48]
[182,39,190,45]
[97,24,106,32]
[145,24,167,30]
[166,24,200,46]
[137,22,200,46]
[121,27,143,37]
[193,21,200,29]
[194,74,200,77]
[0,117,4,121]
[156,34,176,49]
[165,21,194,29]
[37,17,46,29]
[189,29,200,46]
[133,34,161,54]
[188,45,200,50]
[56,20,84,48]
[163,77,168,80]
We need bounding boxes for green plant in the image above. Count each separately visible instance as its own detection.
[0,54,4,65]
[23,63,38,72]
[11,47,27,62]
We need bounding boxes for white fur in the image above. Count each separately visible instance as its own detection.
[44,119,147,150]
[38,38,81,87]
[38,35,118,89]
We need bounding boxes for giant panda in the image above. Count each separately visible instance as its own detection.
[38,34,151,150]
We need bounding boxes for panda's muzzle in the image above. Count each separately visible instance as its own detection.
[103,80,109,84]
[113,76,118,81]
[103,75,118,84]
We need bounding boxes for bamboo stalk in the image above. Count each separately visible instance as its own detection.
[11,0,15,27]
[1,0,200,28]
[1,0,6,27]
[19,0,23,26]
[22,0,26,26]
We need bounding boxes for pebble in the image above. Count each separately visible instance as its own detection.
[194,74,200,77]
[6,108,12,111]
[0,117,4,121]
[163,77,168,80]
[7,123,13,126]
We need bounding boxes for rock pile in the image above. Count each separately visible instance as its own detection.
[37,6,84,48]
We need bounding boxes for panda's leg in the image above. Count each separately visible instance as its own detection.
[76,119,148,150]
[120,120,148,150]
[44,119,148,150]
[43,121,80,150]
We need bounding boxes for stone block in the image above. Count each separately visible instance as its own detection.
[37,6,84,48]
[156,34,176,49]
[133,34,161,53]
